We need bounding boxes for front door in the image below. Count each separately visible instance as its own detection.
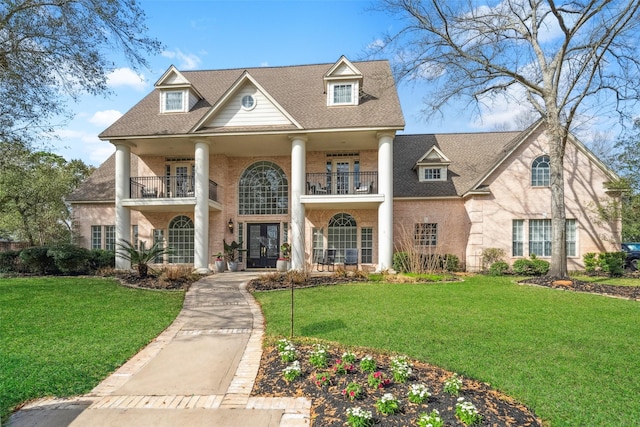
[247,223,280,268]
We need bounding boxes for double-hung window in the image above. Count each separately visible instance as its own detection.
[529,219,552,257]
[164,91,184,112]
[333,84,353,104]
[512,220,524,257]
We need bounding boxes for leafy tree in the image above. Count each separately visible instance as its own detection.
[0,143,93,245]
[0,0,161,144]
[610,119,640,240]
[377,0,640,276]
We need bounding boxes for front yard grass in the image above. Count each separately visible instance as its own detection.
[254,275,640,427]
[0,277,184,422]
[569,273,640,286]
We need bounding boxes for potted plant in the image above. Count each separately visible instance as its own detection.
[277,242,291,272]
[213,252,226,273]
[224,239,242,272]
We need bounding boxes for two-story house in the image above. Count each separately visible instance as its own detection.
[68,56,621,272]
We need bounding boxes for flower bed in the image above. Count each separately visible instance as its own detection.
[252,342,542,426]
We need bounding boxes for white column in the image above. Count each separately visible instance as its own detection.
[377,132,395,271]
[290,135,307,270]
[114,142,131,270]
[193,140,210,273]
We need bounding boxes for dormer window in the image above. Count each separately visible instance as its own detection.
[415,146,451,182]
[420,166,447,181]
[163,90,185,113]
[328,81,358,106]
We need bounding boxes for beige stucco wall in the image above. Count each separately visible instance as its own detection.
[464,127,620,271]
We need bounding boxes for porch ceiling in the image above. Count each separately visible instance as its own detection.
[300,194,384,210]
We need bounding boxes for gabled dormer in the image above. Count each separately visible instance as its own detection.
[324,56,363,107]
[155,65,203,114]
[414,146,451,182]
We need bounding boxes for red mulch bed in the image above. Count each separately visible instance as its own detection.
[252,345,542,426]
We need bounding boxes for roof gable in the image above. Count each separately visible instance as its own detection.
[193,72,301,130]
[155,65,190,86]
[324,56,363,81]
[414,146,451,168]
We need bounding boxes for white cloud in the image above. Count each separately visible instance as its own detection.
[107,68,147,91]
[259,61,269,67]
[88,110,123,128]
[161,49,202,70]
[51,129,114,166]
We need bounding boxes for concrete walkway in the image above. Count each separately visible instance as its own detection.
[7,273,311,427]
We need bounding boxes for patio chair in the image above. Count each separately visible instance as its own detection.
[344,248,358,270]
[316,249,336,271]
[141,187,158,198]
[314,182,328,194]
[355,181,372,194]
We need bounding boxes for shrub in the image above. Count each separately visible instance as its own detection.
[393,251,410,273]
[47,244,91,274]
[19,246,57,275]
[583,252,598,274]
[598,252,626,277]
[512,256,549,276]
[89,249,115,271]
[0,250,21,273]
[488,261,510,276]
[481,248,506,270]
[444,254,460,272]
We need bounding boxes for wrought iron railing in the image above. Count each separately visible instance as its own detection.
[130,176,218,202]
[305,171,377,195]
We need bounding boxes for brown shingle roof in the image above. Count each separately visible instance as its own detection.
[394,131,522,197]
[100,60,404,139]
[67,153,138,202]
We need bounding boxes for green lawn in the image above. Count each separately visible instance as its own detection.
[0,277,184,422]
[569,273,640,286]
[255,276,640,427]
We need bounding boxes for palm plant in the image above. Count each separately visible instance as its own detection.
[116,239,171,277]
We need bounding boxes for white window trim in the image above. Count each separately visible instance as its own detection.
[161,90,186,113]
[419,166,447,182]
[327,81,359,106]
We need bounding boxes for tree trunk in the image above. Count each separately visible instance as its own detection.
[547,124,568,278]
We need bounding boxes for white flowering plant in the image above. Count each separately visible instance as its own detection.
[308,344,329,368]
[375,392,400,416]
[390,355,413,383]
[456,397,483,425]
[282,360,302,382]
[277,339,297,363]
[407,383,431,404]
[417,409,444,427]
[342,350,357,364]
[359,355,377,373]
[443,373,463,396]
[346,406,373,427]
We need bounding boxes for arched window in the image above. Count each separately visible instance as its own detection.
[328,213,357,263]
[531,155,550,187]
[238,161,288,215]
[168,215,194,263]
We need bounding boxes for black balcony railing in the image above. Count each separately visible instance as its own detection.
[306,171,377,195]
[130,176,218,202]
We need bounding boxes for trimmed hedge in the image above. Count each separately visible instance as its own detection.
[3,245,115,275]
[489,261,510,276]
[512,256,550,276]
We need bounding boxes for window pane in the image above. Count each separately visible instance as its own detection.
[165,91,183,111]
[361,227,373,263]
[512,220,524,257]
[529,219,551,256]
[424,168,441,180]
[238,161,288,215]
[414,223,437,246]
[333,84,352,104]
[312,228,324,263]
[91,225,102,250]
[105,225,116,252]
[531,155,550,186]
[168,216,194,263]
[328,213,357,262]
[153,229,164,263]
[566,219,576,257]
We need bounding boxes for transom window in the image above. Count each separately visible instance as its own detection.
[239,161,288,215]
[415,223,437,246]
[168,215,194,263]
[164,91,184,112]
[328,213,357,263]
[531,155,550,187]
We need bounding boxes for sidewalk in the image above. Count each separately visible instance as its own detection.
[7,272,311,427]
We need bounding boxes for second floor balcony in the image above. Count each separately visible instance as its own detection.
[306,171,378,196]
[129,176,219,204]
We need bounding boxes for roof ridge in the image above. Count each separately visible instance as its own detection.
[179,59,390,74]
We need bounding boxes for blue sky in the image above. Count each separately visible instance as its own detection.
[50,0,495,166]
[50,0,621,167]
